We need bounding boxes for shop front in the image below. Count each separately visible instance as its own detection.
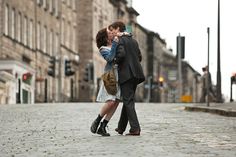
[0,60,35,104]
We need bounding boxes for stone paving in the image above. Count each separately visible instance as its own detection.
[0,103,235,157]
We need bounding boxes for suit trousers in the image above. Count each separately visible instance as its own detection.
[118,78,140,132]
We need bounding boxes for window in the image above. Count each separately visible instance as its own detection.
[73,26,76,52]
[61,18,65,45]
[23,16,28,45]
[49,30,53,56]
[29,19,33,48]
[49,0,53,13]
[55,33,59,55]
[54,0,59,17]
[37,22,41,49]
[43,0,47,10]
[11,8,16,39]
[37,0,41,5]
[17,12,21,42]
[4,4,9,35]
[67,22,71,48]
[43,25,47,53]
[66,0,71,7]
[72,0,76,11]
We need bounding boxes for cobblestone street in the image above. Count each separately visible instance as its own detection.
[0,103,235,157]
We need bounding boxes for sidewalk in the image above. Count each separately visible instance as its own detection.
[184,102,236,117]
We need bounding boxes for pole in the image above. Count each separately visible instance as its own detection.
[177,33,182,102]
[230,76,233,102]
[58,0,62,102]
[216,0,222,102]
[146,76,152,102]
[44,78,47,102]
[207,27,210,107]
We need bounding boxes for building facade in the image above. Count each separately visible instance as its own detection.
[0,0,202,104]
[0,0,79,104]
[77,0,143,101]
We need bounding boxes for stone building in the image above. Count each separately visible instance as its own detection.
[0,0,79,104]
[0,0,202,104]
[77,0,143,101]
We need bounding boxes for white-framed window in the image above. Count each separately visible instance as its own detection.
[55,33,59,55]
[49,30,53,56]
[49,0,53,13]
[43,0,46,9]
[29,19,33,48]
[40,25,43,51]
[37,0,41,5]
[4,4,9,35]
[67,22,71,48]
[67,0,71,7]
[23,16,27,45]
[11,8,16,39]
[43,25,47,53]
[72,0,76,11]
[73,26,77,52]
[16,12,21,42]
[61,18,65,45]
[54,0,59,17]
[37,22,41,50]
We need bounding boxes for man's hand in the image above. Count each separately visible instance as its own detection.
[117,32,130,37]
[114,36,119,42]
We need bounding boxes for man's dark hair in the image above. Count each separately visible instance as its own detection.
[109,21,126,32]
[96,28,108,49]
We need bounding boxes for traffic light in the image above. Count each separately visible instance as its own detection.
[231,73,236,84]
[65,60,75,76]
[83,66,89,82]
[159,76,164,87]
[48,57,56,77]
[83,63,94,82]
[177,36,185,59]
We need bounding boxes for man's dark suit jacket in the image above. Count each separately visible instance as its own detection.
[114,35,145,85]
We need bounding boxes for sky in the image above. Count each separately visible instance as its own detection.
[132,0,236,101]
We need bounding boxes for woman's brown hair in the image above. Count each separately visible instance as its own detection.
[96,28,108,49]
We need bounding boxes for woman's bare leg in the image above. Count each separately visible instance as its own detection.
[104,101,119,121]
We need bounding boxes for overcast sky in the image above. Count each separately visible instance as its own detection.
[132,0,236,101]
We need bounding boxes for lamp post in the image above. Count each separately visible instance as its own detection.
[216,0,222,102]
[207,27,210,107]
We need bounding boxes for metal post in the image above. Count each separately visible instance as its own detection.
[230,76,233,102]
[57,0,62,102]
[216,0,222,102]
[146,76,152,102]
[44,78,47,102]
[17,79,21,104]
[177,33,182,102]
[207,27,210,107]
[70,78,74,101]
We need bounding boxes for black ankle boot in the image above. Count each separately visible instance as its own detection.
[90,119,100,134]
[97,122,110,136]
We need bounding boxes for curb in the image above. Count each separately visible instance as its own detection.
[184,106,236,117]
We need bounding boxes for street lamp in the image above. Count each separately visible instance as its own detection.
[207,27,210,107]
[216,0,222,102]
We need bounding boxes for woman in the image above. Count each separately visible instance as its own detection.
[90,27,121,136]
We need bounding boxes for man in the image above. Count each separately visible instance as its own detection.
[109,21,145,136]
[200,66,216,102]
